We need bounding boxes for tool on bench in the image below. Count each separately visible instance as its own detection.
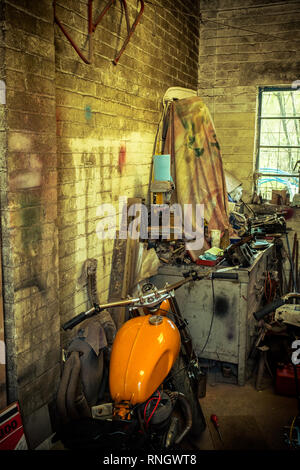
[223,235,255,267]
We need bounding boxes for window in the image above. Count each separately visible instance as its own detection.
[255,86,300,201]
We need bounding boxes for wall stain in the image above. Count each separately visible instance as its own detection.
[215,296,229,317]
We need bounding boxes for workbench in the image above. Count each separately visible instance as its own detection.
[151,244,276,386]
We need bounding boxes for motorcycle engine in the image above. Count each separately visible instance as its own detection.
[141,390,184,450]
[143,391,174,431]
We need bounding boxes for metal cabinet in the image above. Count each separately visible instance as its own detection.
[151,245,276,385]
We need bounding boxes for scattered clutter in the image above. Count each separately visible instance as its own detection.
[148,240,191,265]
[2,82,299,453]
[144,207,285,272]
[51,118,300,452]
[53,96,300,452]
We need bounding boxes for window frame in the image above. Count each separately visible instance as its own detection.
[255,85,300,198]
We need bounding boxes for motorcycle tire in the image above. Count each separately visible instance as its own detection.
[169,353,206,438]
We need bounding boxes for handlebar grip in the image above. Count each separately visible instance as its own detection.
[212,272,238,280]
[253,298,285,321]
[62,311,88,331]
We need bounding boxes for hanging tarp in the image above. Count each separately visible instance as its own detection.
[163,96,229,242]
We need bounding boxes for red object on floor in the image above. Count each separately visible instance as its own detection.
[275,364,300,397]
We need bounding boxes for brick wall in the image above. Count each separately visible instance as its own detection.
[198,0,300,201]
[54,0,200,335]
[0,0,60,422]
[0,0,200,440]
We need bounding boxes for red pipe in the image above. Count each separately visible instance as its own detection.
[122,0,131,36]
[53,0,144,65]
[113,0,144,65]
[88,0,93,34]
[53,0,91,64]
[93,0,116,32]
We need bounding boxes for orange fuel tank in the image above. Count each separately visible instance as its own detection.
[109,314,180,405]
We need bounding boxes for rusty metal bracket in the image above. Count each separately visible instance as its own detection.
[53,0,96,64]
[113,0,144,65]
[53,0,144,65]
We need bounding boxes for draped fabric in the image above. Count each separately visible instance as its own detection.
[163,96,229,241]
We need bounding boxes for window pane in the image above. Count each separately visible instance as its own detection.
[258,148,300,173]
[261,90,300,117]
[260,118,300,147]
[257,88,300,201]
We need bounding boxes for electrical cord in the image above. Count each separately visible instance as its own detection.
[154,307,195,349]
[155,300,196,382]
[198,277,216,356]
[154,306,199,381]
[151,276,215,368]
[166,361,192,383]
[144,390,161,428]
[157,288,216,382]
[142,0,299,43]
[202,17,285,42]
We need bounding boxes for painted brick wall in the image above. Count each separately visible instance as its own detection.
[54,0,200,336]
[198,0,300,201]
[0,0,60,420]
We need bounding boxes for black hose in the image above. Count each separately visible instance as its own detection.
[56,355,73,424]
[74,393,92,419]
[174,393,193,444]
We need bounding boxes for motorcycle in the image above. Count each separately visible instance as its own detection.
[54,270,211,452]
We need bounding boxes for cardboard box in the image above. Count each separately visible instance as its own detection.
[271,189,288,205]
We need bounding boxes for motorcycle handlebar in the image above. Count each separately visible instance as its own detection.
[62,266,240,330]
[62,276,195,330]
[62,307,96,330]
[253,292,300,321]
[253,299,286,321]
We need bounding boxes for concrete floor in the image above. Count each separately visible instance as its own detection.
[193,378,299,451]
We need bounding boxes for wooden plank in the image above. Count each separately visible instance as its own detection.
[125,198,142,294]
[108,198,142,329]
[108,236,127,330]
[108,236,127,300]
